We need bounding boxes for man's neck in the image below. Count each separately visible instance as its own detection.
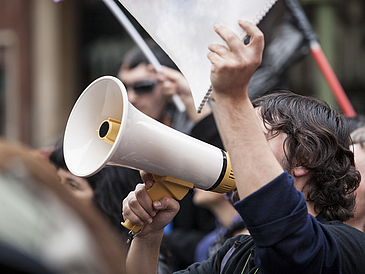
[307,202,318,218]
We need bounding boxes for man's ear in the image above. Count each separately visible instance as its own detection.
[292,166,309,177]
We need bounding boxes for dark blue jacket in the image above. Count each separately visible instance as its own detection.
[175,172,365,273]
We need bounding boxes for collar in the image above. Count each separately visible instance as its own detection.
[316,211,342,225]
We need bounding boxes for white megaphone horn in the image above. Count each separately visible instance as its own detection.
[63,76,235,233]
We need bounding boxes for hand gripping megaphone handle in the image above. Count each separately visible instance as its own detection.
[121,175,194,234]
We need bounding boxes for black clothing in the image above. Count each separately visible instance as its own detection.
[316,213,365,273]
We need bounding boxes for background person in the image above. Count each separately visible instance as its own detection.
[49,143,142,241]
[50,142,175,273]
[0,139,126,274]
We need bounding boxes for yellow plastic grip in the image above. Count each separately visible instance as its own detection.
[121,175,194,234]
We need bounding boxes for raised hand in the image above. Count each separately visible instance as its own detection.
[208,20,264,101]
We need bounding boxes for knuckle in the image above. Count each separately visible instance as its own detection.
[122,207,130,217]
[135,189,145,200]
[255,33,265,45]
[221,60,239,72]
[160,196,170,205]
[135,185,146,196]
[256,32,264,40]
[216,62,231,72]
[226,33,237,44]
[129,198,139,208]
[135,182,145,190]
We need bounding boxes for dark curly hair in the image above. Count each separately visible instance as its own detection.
[252,91,360,222]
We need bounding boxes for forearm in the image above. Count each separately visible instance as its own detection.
[207,21,283,200]
[123,181,180,273]
[213,93,283,199]
[126,230,164,274]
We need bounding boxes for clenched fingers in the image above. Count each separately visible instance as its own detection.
[122,183,156,226]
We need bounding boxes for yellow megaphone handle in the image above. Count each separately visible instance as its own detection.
[121,175,194,234]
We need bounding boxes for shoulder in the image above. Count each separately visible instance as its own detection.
[324,220,365,246]
[324,221,365,272]
[324,220,365,248]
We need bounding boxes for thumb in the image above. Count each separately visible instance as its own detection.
[153,196,180,213]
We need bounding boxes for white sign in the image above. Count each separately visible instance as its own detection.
[118,0,278,112]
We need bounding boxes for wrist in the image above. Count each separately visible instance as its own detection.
[214,93,251,110]
[213,85,249,105]
[136,228,164,243]
[130,229,164,253]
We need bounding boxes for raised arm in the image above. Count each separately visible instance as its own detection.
[208,21,344,274]
[208,20,283,200]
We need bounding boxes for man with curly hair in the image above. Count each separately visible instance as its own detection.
[122,21,365,274]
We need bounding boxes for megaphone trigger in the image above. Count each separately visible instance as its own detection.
[148,175,194,200]
[121,175,194,234]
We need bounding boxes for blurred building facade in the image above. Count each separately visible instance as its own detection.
[0,0,364,148]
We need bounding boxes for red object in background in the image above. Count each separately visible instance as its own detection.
[310,41,356,117]
[285,0,356,117]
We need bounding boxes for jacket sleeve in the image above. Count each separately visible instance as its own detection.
[234,171,341,274]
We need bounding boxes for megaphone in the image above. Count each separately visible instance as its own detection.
[63,76,235,232]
